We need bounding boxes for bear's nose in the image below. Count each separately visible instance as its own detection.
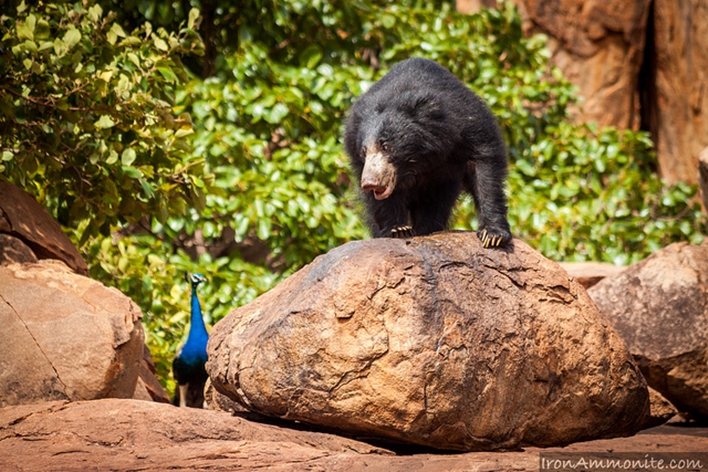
[361,179,384,192]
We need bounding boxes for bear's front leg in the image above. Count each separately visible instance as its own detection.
[464,161,512,248]
[365,193,412,238]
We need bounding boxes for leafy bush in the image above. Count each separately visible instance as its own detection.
[0,1,207,242]
[2,0,704,394]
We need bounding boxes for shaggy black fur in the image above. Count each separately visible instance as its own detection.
[344,58,512,247]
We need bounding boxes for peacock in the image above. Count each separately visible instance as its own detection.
[172,272,209,408]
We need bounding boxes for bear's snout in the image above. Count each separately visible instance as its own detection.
[361,150,396,200]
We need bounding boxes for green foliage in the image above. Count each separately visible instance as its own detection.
[86,232,276,392]
[2,0,705,394]
[498,124,704,265]
[0,0,206,241]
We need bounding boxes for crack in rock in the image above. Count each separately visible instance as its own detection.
[0,292,69,399]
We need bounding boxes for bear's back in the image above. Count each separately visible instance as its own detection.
[353,58,486,121]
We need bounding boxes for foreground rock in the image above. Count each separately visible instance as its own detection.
[589,242,708,421]
[208,232,649,451]
[0,180,88,274]
[0,399,705,472]
[0,261,145,407]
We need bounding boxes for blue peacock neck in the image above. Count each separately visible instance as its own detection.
[188,286,208,337]
[184,284,208,356]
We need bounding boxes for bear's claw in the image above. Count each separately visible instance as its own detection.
[479,229,508,248]
[391,225,415,238]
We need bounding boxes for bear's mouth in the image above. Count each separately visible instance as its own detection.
[372,184,394,200]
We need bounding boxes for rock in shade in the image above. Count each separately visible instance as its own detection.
[0,181,88,275]
[207,232,649,451]
[0,260,145,407]
[0,233,38,265]
[134,344,171,403]
[589,241,708,421]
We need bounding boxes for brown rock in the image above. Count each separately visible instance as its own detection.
[205,378,247,413]
[208,232,649,451]
[0,233,38,265]
[507,0,652,130]
[133,344,170,403]
[0,399,390,472]
[645,387,678,429]
[0,260,144,407]
[558,261,626,288]
[650,0,708,185]
[0,181,88,275]
[588,242,708,420]
[0,399,705,472]
[456,0,498,14]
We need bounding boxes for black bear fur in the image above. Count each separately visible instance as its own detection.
[344,58,512,247]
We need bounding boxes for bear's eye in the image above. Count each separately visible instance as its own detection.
[359,146,367,160]
[380,142,391,153]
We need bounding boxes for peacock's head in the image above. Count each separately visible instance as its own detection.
[184,272,207,288]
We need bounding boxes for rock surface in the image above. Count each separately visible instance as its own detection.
[646,387,678,429]
[0,398,705,472]
[208,232,649,451]
[588,242,708,420]
[650,0,708,185]
[515,0,651,130]
[0,181,88,275]
[558,261,626,289]
[134,344,171,403]
[0,260,145,407]
[0,233,38,265]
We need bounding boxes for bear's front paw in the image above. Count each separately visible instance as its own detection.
[478,228,512,248]
[391,225,415,238]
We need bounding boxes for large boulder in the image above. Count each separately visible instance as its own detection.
[0,181,88,275]
[0,260,145,407]
[588,242,708,420]
[207,232,649,451]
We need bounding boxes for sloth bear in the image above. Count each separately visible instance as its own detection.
[344,58,512,248]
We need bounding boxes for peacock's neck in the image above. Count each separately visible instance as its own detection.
[188,287,208,339]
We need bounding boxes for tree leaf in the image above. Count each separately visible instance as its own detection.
[188,8,200,30]
[154,37,169,52]
[63,27,81,49]
[157,67,177,83]
[94,115,115,129]
[122,166,143,179]
[121,148,137,166]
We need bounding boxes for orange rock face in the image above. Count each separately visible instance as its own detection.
[207,233,649,451]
